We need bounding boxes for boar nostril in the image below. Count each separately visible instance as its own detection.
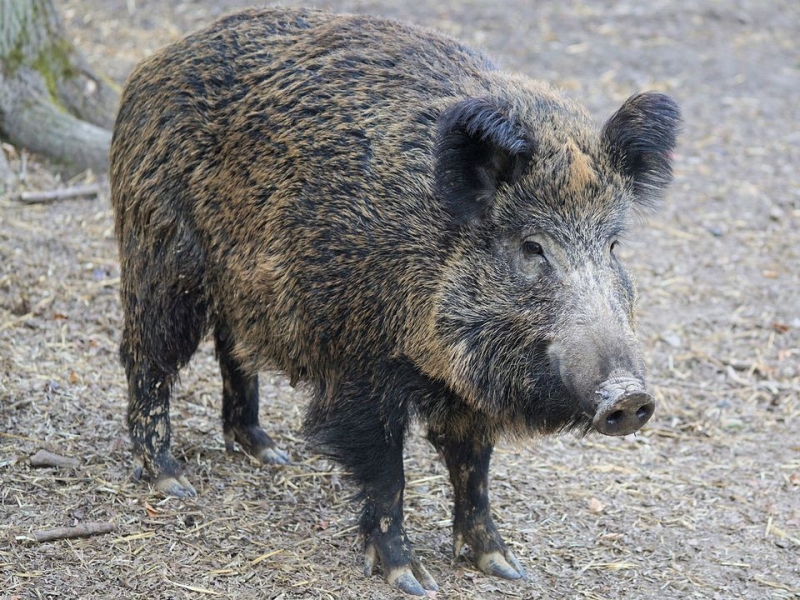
[606,410,625,426]
[636,404,653,422]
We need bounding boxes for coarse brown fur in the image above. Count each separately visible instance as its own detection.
[110,7,680,595]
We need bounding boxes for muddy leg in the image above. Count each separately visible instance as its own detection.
[428,427,525,580]
[118,220,208,497]
[215,326,288,465]
[125,357,196,497]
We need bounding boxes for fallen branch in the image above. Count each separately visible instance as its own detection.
[30,449,80,469]
[13,183,101,204]
[34,522,117,543]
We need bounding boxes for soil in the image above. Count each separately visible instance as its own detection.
[1,0,798,599]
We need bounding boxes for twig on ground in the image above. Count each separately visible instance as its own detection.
[13,184,101,204]
[30,449,80,469]
[0,311,35,333]
[33,522,117,543]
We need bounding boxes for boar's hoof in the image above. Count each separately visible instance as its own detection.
[454,530,526,580]
[224,426,290,465]
[593,378,655,436]
[475,548,526,580]
[155,473,197,498]
[387,567,439,597]
[364,535,439,596]
[257,446,290,465]
[132,453,197,498]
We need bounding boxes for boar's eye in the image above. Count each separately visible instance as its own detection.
[522,240,544,258]
[610,240,620,254]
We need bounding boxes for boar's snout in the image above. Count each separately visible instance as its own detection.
[593,376,655,436]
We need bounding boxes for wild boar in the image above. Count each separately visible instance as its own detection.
[110,7,680,595]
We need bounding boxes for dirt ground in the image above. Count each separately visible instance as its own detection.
[1,0,798,598]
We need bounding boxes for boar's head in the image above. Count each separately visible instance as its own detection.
[419,90,680,437]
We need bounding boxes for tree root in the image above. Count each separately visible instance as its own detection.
[0,0,119,173]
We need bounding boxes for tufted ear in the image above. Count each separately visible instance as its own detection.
[602,92,682,208]
[434,98,532,226]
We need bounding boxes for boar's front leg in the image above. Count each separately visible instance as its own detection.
[360,447,439,596]
[428,427,526,580]
[215,326,289,465]
[305,376,438,596]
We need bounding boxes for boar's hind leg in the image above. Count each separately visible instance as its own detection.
[428,427,526,580]
[124,357,195,497]
[215,326,289,465]
[120,229,208,499]
[304,380,438,596]
[120,220,207,498]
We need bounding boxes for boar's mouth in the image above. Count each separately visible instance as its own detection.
[591,374,655,436]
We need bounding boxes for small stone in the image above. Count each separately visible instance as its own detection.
[662,332,682,348]
[588,497,605,514]
[769,206,784,221]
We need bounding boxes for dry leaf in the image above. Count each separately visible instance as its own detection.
[144,501,160,518]
[771,322,790,334]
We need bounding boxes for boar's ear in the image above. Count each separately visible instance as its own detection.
[434,98,532,226]
[602,92,682,208]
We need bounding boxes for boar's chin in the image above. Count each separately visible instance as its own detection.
[521,372,597,436]
[454,341,594,436]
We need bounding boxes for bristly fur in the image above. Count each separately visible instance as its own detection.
[602,92,683,212]
[110,7,680,590]
[435,98,533,226]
